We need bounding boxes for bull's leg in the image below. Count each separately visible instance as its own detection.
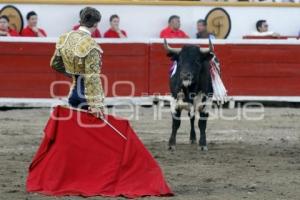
[198,111,209,151]
[169,109,181,150]
[188,111,196,144]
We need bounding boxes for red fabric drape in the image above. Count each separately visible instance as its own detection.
[26,106,173,198]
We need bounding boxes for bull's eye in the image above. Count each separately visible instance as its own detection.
[195,60,201,66]
[189,93,196,99]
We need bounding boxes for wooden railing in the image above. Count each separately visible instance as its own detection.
[1,38,300,98]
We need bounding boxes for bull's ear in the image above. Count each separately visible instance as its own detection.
[202,52,214,61]
[167,52,179,61]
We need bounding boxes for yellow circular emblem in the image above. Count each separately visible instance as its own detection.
[0,5,24,33]
[205,8,231,39]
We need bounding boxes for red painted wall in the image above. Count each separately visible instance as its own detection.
[224,44,300,96]
[1,41,300,98]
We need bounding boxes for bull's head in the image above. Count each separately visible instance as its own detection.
[164,38,214,87]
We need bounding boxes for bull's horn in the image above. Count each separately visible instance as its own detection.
[209,37,214,52]
[164,38,181,54]
[199,47,210,53]
[199,37,214,53]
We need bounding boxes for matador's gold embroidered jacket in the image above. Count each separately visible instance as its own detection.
[50,28,105,110]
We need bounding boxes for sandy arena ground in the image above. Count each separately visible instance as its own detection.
[0,105,299,200]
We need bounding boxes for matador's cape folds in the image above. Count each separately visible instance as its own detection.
[26,106,173,198]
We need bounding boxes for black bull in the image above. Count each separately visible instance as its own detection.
[164,39,215,151]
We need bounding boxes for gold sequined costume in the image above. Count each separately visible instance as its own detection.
[50,27,104,111]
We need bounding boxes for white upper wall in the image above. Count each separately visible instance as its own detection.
[1,3,300,38]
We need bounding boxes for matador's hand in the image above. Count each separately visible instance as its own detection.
[89,107,104,119]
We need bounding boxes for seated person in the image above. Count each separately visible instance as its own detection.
[160,15,189,38]
[196,19,215,39]
[0,15,19,36]
[251,20,280,37]
[73,8,101,38]
[104,14,127,38]
[21,11,47,37]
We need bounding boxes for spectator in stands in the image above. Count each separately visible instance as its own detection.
[251,20,280,37]
[0,15,19,36]
[104,14,127,38]
[21,11,47,37]
[73,8,101,38]
[160,15,189,38]
[196,19,215,39]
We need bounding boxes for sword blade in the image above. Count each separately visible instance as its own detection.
[100,116,128,140]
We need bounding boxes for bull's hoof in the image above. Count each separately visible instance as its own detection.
[198,146,208,151]
[168,145,176,151]
[190,140,196,144]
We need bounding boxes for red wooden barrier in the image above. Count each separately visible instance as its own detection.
[224,44,300,96]
[0,42,55,98]
[1,41,300,98]
[0,42,149,98]
[148,42,300,96]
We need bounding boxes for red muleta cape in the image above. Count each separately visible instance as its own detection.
[26,106,173,198]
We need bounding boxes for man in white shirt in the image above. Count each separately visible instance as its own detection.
[251,20,280,37]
